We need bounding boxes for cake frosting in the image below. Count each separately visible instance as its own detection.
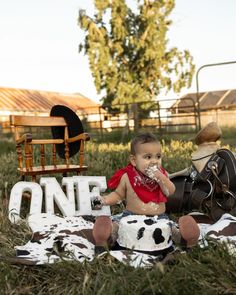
[117,215,172,251]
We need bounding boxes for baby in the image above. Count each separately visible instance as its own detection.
[92,132,200,252]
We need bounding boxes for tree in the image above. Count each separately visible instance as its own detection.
[78,0,195,107]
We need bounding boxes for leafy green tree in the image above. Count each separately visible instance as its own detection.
[78,0,195,106]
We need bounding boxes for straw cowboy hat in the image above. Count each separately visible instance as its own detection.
[50,105,84,159]
[191,122,222,172]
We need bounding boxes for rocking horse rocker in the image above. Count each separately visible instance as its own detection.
[166,122,236,221]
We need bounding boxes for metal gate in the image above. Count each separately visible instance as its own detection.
[83,97,199,138]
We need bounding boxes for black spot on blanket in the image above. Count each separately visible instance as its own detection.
[207,222,236,237]
[16,249,31,256]
[31,232,48,244]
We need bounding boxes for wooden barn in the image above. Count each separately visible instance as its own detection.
[0,87,104,132]
[170,89,236,127]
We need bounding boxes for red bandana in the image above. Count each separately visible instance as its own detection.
[107,163,168,204]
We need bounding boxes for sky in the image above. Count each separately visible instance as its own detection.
[0,0,236,103]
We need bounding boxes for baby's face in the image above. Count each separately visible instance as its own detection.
[130,142,162,175]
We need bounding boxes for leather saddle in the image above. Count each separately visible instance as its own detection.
[166,148,236,221]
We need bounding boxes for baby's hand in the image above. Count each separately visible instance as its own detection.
[145,164,161,181]
[91,196,104,210]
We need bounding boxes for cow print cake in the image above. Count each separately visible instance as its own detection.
[117,215,172,251]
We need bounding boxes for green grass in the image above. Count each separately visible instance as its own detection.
[92,126,236,147]
[219,127,236,147]
[0,136,236,294]
[0,243,236,294]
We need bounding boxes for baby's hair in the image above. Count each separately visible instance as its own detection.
[130,132,160,155]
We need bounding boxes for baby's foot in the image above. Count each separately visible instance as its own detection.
[92,216,112,254]
[178,215,200,248]
[171,215,200,249]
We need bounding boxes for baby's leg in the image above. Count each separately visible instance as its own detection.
[92,216,119,254]
[171,215,200,248]
[178,215,200,248]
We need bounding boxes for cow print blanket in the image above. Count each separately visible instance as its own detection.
[14,213,236,268]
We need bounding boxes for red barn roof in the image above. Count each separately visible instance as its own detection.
[170,89,236,112]
[0,87,101,115]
